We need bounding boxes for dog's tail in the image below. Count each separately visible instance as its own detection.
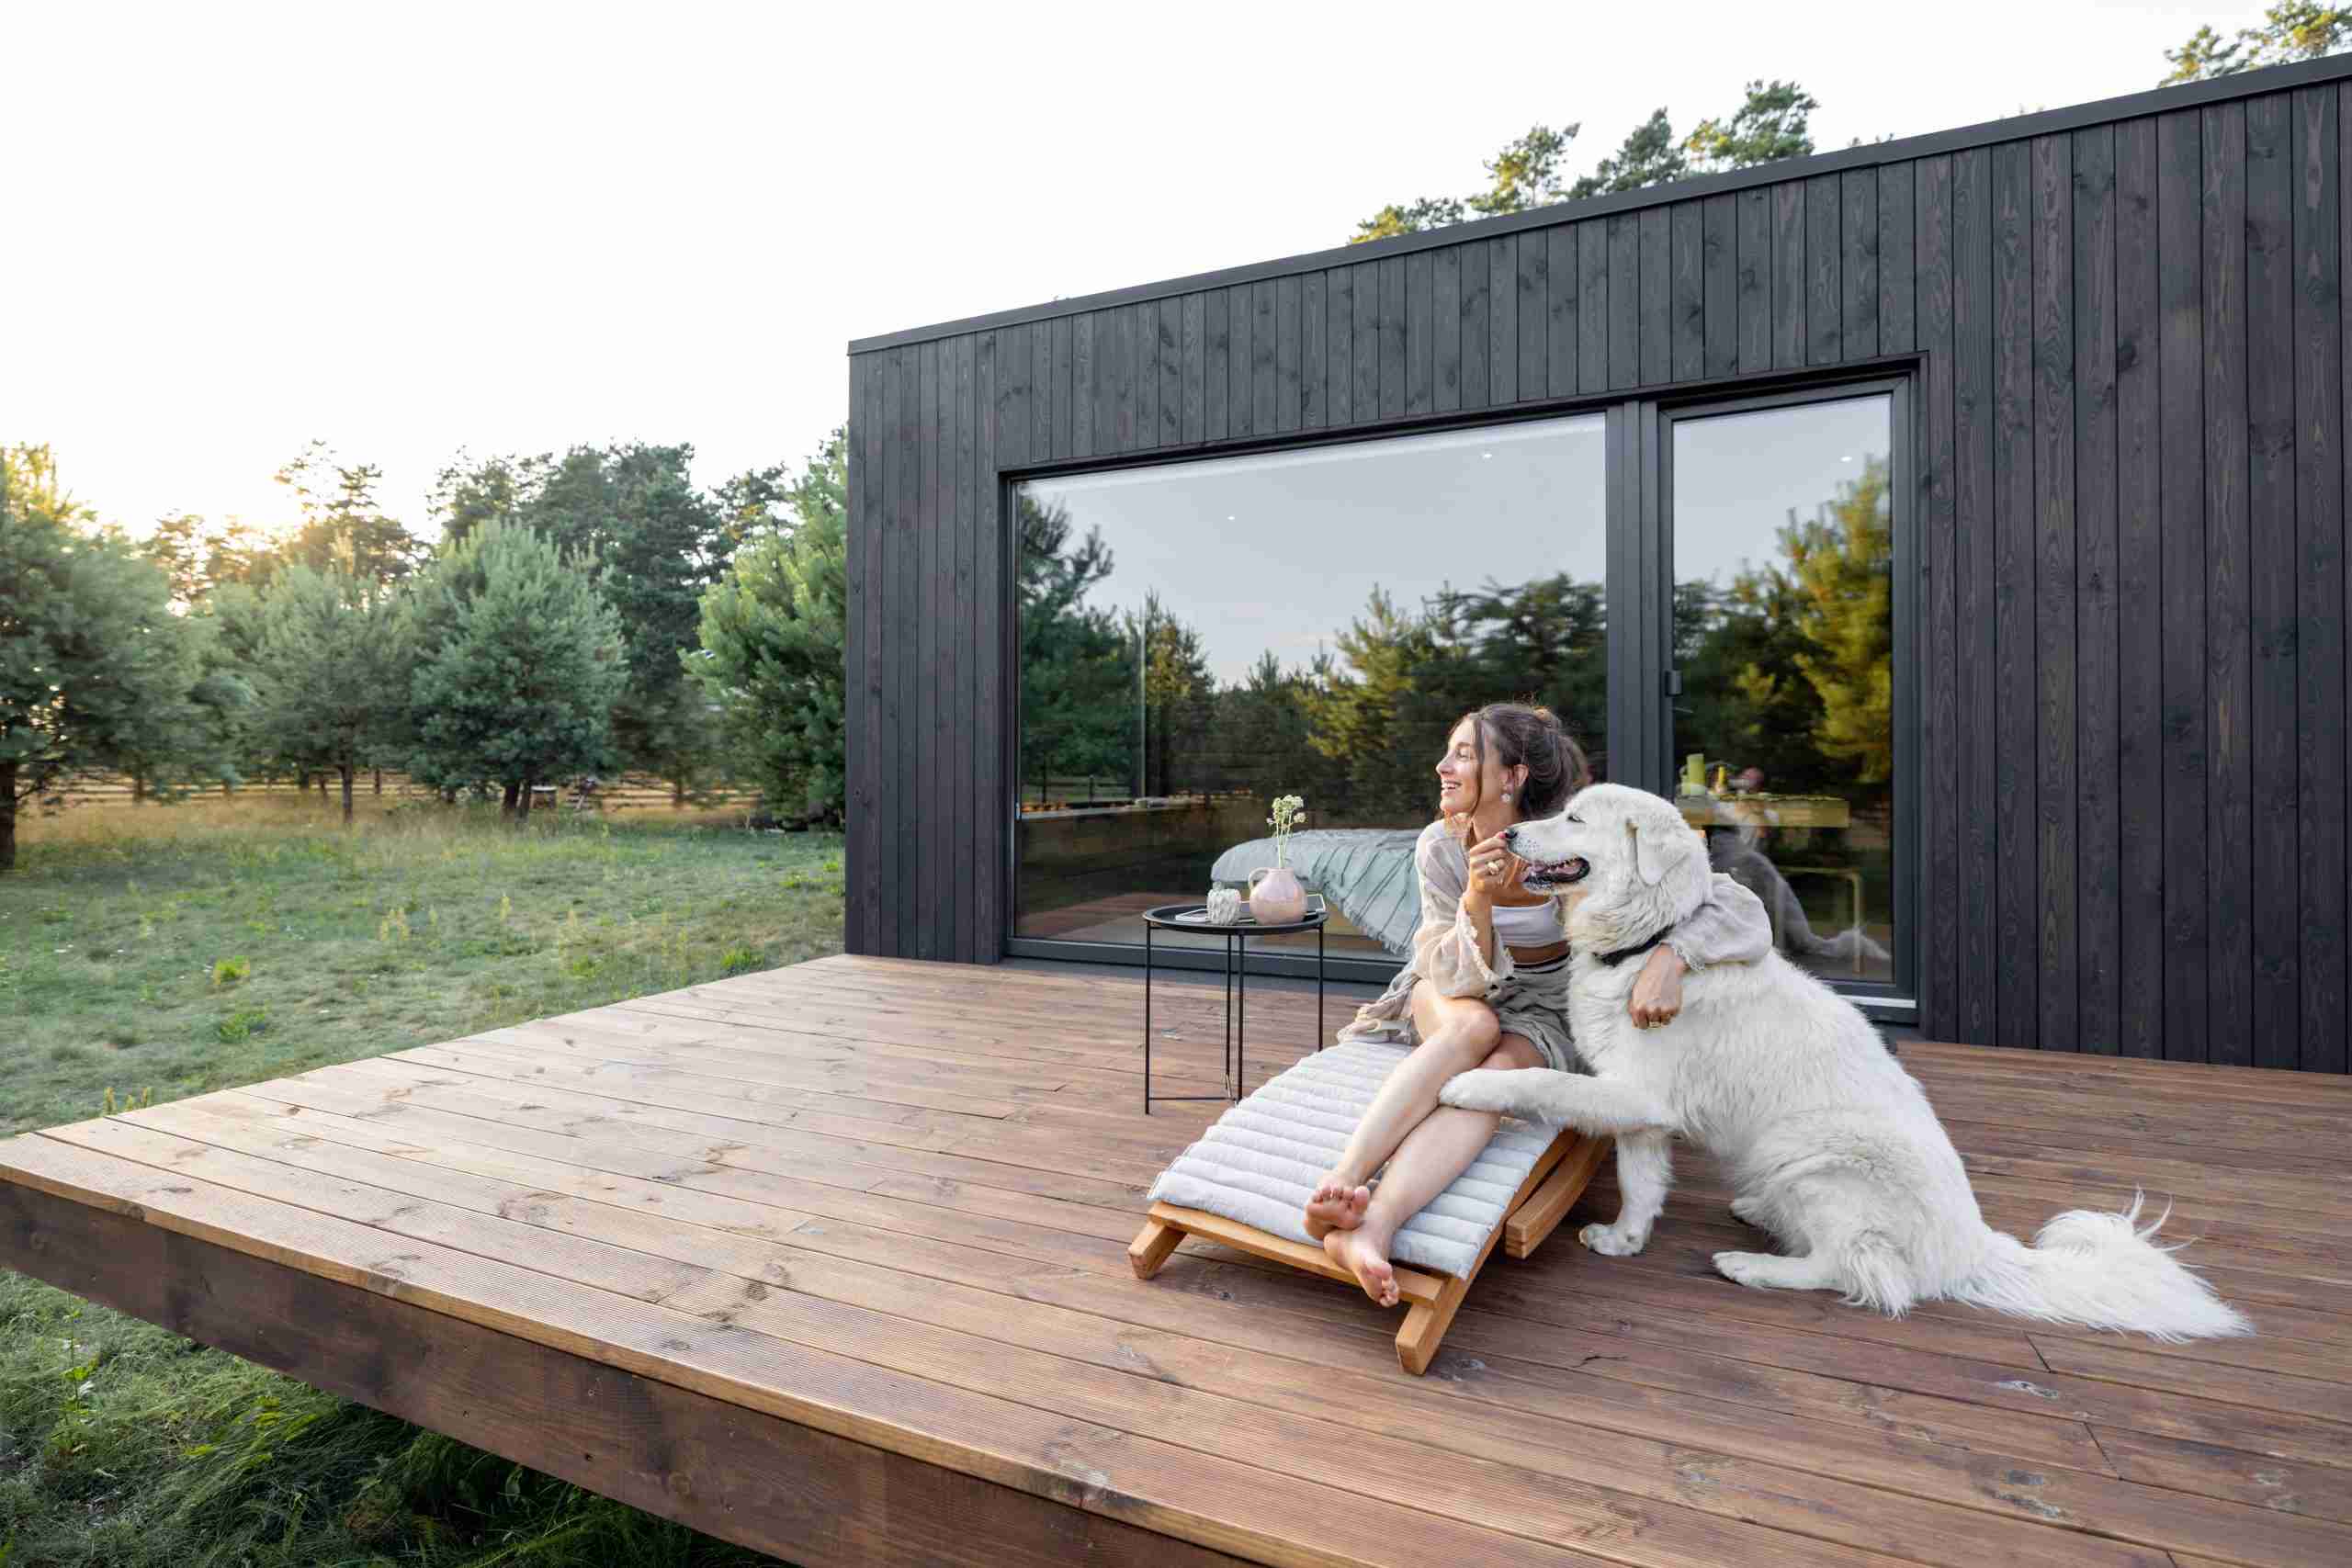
[1946,1191,2252,1342]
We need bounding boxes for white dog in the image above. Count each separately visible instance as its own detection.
[1436,783,2251,1341]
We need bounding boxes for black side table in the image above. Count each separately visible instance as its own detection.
[1139,898,1328,1112]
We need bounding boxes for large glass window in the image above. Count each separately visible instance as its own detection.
[1014,413,1607,961]
[1669,393,1897,985]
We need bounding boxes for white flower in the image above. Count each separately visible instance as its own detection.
[1266,793,1308,868]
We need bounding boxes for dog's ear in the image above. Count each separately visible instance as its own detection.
[1629,815,1694,886]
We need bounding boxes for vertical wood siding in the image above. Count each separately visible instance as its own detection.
[842,83,2350,1071]
[2116,118,2165,1058]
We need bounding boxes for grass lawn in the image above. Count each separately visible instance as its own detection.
[1,796,844,1567]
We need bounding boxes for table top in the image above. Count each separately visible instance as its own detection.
[1674,793,1852,829]
[1142,897,1329,935]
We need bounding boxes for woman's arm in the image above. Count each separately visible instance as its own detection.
[1627,874,1770,1027]
[1407,819,1515,998]
[1664,870,1774,971]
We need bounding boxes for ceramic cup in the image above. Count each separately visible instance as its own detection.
[1204,886,1243,924]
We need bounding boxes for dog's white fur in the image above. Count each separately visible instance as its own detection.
[1438,783,2252,1341]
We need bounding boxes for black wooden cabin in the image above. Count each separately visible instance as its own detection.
[843,54,2352,1074]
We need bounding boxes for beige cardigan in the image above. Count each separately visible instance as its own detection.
[1337,817,1772,1043]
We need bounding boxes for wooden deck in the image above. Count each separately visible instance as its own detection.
[3,954,2350,1568]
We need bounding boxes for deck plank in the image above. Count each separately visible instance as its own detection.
[5,959,2349,1567]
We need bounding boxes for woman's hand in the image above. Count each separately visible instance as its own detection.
[1463,830,1527,907]
[1629,945,1686,1029]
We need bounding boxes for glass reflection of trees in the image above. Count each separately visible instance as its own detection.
[1016,449,1892,969]
[1675,452,1892,817]
[1016,489,1611,825]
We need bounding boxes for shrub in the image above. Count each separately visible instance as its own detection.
[216,1007,268,1043]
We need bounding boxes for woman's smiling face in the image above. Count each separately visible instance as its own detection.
[1435,716,1488,814]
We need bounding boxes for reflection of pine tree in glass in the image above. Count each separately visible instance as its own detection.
[1300,577,1609,820]
[1448,575,1609,773]
[1785,455,1894,784]
[1017,494,1137,795]
[1675,454,1893,804]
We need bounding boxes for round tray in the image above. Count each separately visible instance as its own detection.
[1142,898,1329,936]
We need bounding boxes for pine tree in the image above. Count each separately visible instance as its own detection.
[272,440,426,586]
[1353,81,1817,242]
[431,442,735,796]
[2163,4,2350,83]
[403,517,627,821]
[691,434,849,824]
[247,552,411,823]
[1017,493,1136,795]
[0,446,243,870]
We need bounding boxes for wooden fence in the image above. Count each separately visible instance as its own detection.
[43,771,762,814]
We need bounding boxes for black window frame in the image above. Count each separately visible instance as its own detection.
[1639,377,1919,1010]
[998,363,1924,1023]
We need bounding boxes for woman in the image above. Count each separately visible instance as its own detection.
[1304,703,1773,1305]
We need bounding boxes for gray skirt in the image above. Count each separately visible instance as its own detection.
[1339,949,1586,1075]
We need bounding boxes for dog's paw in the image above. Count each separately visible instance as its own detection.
[1729,1195,1766,1227]
[1436,1067,1520,1116]
[1712,1250,1779,1288]
[1578,1222,1649,1257]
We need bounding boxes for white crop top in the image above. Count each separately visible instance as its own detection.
[1487,897,1561,945]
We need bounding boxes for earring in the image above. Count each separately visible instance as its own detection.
[1502,790,1512,801]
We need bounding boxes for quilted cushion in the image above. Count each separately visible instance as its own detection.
[1145,1039,1555,1278]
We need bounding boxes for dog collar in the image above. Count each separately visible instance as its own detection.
[1591,925,1678,968]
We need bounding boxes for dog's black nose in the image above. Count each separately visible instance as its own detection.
[1500,826,1516,846]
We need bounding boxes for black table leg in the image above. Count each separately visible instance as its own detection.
[1143,920,1153,1114]
[1222,928,1235,1089]
[1317,922,1326,1050]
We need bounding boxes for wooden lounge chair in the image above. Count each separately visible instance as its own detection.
[1129,1125,1610,1374]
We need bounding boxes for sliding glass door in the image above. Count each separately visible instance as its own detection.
[1663,389,1908,994]
[1007,376,1915,1008]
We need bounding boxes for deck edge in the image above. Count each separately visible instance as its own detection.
[0,1170,1251,1568]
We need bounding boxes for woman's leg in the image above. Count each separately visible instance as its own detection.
[1305,986,1499,1239]
[1324,1033,1545,1305]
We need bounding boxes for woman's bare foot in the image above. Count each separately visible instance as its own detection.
[1303,1175,1371,1239]
[1322,1225,1399,1307]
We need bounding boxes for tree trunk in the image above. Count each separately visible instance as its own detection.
[339,763,355,825]
[516,772,536,826]
[373,768,382,796]
[0,761,17,873]
[502,780,520,818]
[132,768,146,804]
[316,773,328,802]
[221,780,232,798]
[673,775,685,808]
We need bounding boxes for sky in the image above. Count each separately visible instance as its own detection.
[2,0,2256,545]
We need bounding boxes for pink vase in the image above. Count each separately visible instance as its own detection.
[1248,865,1307,924]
